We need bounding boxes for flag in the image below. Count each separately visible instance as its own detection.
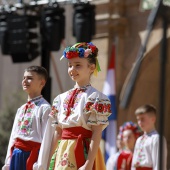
[102,45,117,162]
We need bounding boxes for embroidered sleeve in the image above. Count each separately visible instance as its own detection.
[84,93,111,130]
[49,96,60,119]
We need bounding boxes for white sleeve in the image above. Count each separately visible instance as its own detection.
[131,138,140,170]
[3,109,20,168]
[33,116,55,170]
[40,105,51,137]
[152,136,167,170]
[106,156,114,170]
[106,153,119,170]
[1,165,10,170]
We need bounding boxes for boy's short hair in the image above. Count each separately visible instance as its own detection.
[135,104,157,116]
[25,66,48,82]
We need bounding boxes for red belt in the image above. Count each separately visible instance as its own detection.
[11,138,41,170]
[61,126,92,169]
[136,167,153,170]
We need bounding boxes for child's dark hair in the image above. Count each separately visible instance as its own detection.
[135,104,157,116]
[75,42,98,66]
[25,66,48,82]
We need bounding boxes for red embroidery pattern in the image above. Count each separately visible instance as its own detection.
[84,99,111,113]
[63,88,84,119]
[50,106,58,117]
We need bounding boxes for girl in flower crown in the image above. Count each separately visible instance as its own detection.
[117,121,142,170]
[35,42,112,170]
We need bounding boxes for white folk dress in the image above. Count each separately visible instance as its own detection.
[2,96,51,170]
[131,130,167,170]
[106,151,120,170]
[36,85,112,170]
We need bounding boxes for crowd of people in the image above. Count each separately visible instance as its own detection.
[1,42,168,170]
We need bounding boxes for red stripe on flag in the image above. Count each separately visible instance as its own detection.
[108,45,116,69]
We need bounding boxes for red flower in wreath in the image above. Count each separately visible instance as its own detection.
[90,45,96,53]
[66,51,79,59]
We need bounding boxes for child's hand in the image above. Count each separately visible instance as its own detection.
[78,165,91,170]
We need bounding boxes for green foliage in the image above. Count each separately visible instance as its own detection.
[0,89,26,168]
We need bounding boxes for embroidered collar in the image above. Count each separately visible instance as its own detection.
[74,84,91,91]
[27,95,42,103]
[145,130,158,136]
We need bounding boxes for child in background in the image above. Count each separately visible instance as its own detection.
[35,42,112,170]
[117,121,142,170]
[131,104,167,170]
[2,66,51,170]
[106,132,124,170]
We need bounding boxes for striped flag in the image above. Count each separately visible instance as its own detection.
[102,45,117,162]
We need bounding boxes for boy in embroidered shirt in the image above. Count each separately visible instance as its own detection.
[131,104,167,170]
[2,66,51,170]
[35,42,112,170]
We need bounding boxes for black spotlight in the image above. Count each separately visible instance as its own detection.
[41,3,65,51]
[3,13,40,63]
[73,2,96,42]
[0,11,9,55]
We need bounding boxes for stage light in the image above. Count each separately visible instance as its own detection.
[41,4,65,51]
[2,13,40,63]
[0,12,9,55]
[73,2,96,42]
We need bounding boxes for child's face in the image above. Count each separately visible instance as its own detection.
[22,71,45,96]
[123,129,136,151]
[116,134,124,150]
[68,57,95,86]
[136,113,156,133]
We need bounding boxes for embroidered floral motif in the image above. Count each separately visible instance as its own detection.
[136,135,147,165]
[84,102,94,111]
[50,106,58,117]
[17,102,36,136]
[63,89,84,118]
[57,153,75,168]
[84,98,111,113]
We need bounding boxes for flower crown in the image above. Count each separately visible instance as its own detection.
[60,42,101,76]
[119,121,142,139]
[60,42,97,60]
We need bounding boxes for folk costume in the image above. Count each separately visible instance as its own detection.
[117,122,142,170]
[131,130,167,170]
[106,151,121,170]
[2,96,51,170]
[35,42,112,170]
[117,151,133,170]
[36,85,111,170]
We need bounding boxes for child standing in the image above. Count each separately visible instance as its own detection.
[106,132,124,170]
[36,42,112,170]
[131,104,167,170]
[2,66,51,170]
[117,121,142,170]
